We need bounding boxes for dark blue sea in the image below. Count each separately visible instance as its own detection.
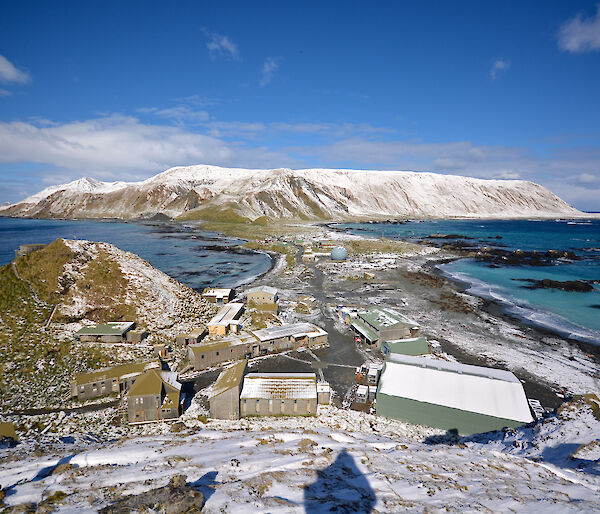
[0,218,271,290]
[335,219,600,345]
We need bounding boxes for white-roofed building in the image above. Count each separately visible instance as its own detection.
[208,302,244,335]
[251,322,328,350]
[376,354,534,435]
[240,373,318,417]
[202,288,234,304]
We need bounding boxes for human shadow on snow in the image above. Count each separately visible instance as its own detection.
[303,449,376,513]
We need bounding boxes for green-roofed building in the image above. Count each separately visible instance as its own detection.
[127,369,181,424]
[71,361,160,401]
[75,322,136,343]
[381,337,429,356]
[350,307,419,346]
[209,360,247,420]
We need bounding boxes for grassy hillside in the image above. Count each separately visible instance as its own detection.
[0,262,143,412]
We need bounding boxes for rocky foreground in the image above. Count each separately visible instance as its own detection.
[0,164,585,221]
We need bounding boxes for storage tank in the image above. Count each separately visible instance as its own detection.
[330,246,348,261]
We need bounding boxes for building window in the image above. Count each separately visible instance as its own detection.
[201,354,204,359]
[216,351,219,356]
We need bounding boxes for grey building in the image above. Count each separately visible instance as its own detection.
[240,373,318,417]
[251,323,328,352]
[127,369,181,424]
[188,323,329,371]
[245,286,279,312]
[209,361,247,420]
[75,322,136,343]
[71,361,160,401]
[349,307,419,345]
[176,327,206,346]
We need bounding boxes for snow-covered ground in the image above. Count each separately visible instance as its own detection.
[1,401,598,512]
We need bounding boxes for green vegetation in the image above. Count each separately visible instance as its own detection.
[177,204,250,224]
[0,246,146,411]
[345,238,420,255]
[15,238,75,303]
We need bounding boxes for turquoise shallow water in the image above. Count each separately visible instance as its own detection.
[336,219,600,345]
[0,218,271,290]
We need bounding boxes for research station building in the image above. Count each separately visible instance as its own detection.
[347,307,419,346]
[75,321,136,343]
[127,369,181,424]
[207,303,244,336]
[202,288,234,304]
[71,361,160,401]
[240,373,318,417]
[376,354,534,435]
[209,360,247,420]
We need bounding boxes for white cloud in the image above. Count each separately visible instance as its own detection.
[558,4,600,53]
[138,105,210,124]
[0,53,31,84]
[0,88,12,96]
[490,58,510,80]
[202,29,240,61]
[0,115,293,181]
[260,57,280,86]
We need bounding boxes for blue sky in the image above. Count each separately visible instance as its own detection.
[1,1,599,210]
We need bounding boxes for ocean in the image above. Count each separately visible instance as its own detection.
[0,218,271,291]
[335,219,600,345]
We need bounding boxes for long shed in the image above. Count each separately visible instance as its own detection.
[376,354,534,435]
[240,373,317,417]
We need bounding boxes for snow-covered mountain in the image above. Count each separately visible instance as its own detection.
[0,165,585,220]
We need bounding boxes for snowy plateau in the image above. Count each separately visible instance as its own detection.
[0,165,586,220]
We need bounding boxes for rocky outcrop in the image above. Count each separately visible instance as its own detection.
[99,475,205,513]
[515,278,596,292]
[0,165,585,221]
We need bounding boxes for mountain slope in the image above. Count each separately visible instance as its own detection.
[1,165,585,220]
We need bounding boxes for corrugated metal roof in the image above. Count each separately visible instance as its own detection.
[350,319,378,342]
[240,373,317,400]
[358,307,416,330]
[75,361,159,385]
[252,323,325,342]
[75,321,135,336]
[189,333,257,353]
[379,355,533,423]
[245,285,278,296]
[202,288,232,297]
[208,303,244,327]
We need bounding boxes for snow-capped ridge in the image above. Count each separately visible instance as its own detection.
[3,164,586,220]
